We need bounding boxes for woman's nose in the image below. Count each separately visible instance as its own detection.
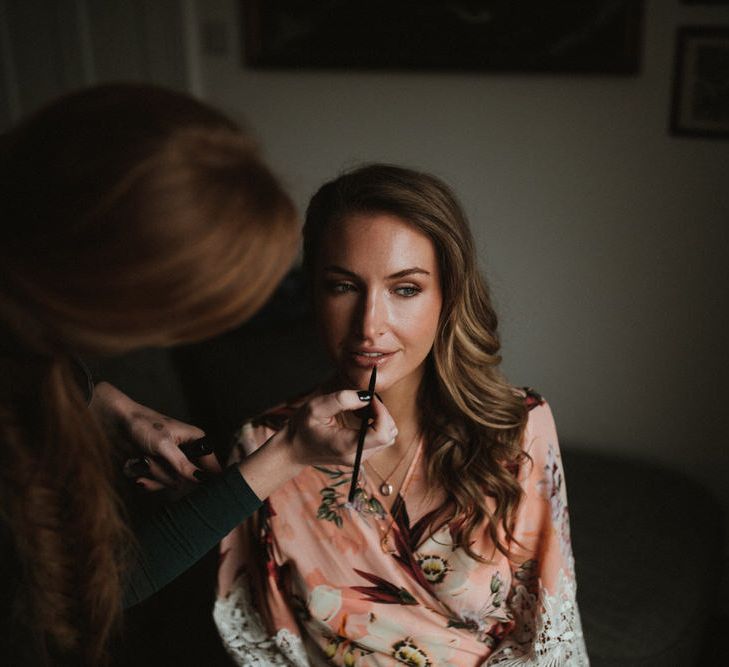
[355,290,387,340]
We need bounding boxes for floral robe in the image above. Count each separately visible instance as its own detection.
[214,390,588,666]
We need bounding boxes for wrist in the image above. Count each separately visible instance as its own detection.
[236,429,305,500]
[268,428,307,475]
[90,381,131,422]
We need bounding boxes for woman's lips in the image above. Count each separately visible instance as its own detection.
[348,349,396,368]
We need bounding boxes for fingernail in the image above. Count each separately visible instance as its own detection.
[375,392,383,403]
[181,437,214,458]
[357,391,372,402]
[193,470,211,482]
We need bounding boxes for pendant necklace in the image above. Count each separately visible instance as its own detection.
[366,431,420,497]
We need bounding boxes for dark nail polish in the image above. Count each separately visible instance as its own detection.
[181,437,214,459]
[357,391,372,402]
[193,469,211,482]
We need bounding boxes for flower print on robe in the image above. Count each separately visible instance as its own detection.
[214,390,589,666]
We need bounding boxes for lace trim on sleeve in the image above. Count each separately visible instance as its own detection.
[213,575,310,667]
[485,569,589,666]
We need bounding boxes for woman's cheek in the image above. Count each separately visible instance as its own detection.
[318,301,350,358]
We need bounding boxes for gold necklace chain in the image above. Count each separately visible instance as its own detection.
[366,431,420,497]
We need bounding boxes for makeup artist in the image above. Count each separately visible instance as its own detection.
[0,83,396,666]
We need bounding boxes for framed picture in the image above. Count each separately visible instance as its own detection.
[670,26,729,139]
[241,1,643,74]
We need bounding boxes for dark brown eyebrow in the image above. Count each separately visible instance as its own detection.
[387,267,430,279]
[323,265,431,279]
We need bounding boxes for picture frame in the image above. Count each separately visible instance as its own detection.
[670,26,729,139]
[240,1,643,74]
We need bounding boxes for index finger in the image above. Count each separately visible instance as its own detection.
[155,436,202,481]
[308,389,369,422]
[179,436,222,474]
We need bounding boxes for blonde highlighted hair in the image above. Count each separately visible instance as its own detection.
[304,164,528,562]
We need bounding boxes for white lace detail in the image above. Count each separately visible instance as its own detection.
[213,577,310,667]
[484,570,589,666]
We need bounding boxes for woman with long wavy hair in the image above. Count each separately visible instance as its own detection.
[214,164,588,665]
[0,87,396,666]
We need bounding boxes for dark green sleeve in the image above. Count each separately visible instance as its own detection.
[123,464,261,608]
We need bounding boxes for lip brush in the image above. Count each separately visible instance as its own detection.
[348,365,377,503]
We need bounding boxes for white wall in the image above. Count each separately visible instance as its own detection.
[194,0,729,513]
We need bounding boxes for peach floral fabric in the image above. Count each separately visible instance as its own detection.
[215,391,588,666]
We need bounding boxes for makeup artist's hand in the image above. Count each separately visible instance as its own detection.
[288,390,397,466]
[237,390,397,500]
[91,382,220,492]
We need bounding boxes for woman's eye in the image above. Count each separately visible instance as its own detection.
[394,285,421,297]
[327,281,356,294]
